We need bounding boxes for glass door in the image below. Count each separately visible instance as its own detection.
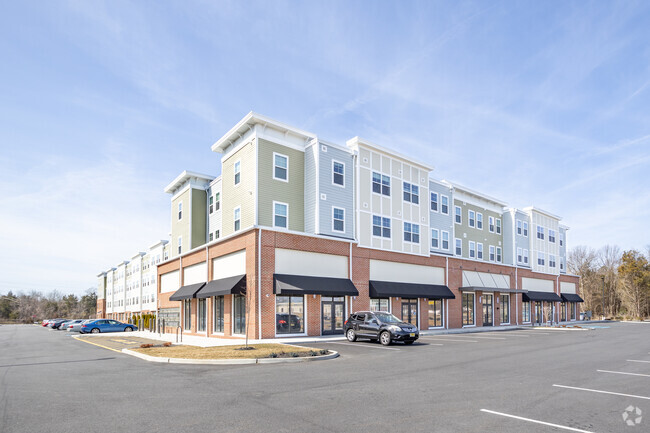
[401,299,418,327]
[322,296,345,335]
[482,294,493,326]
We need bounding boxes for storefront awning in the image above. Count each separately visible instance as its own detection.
[196,274,246,299]
[169,282,206,301]
[561,293,584,303]
[369,280,455,299]
[273,274,359,296]
[522,291,562,302]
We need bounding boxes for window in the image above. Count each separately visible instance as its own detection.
[178,237,182,255]
[332,161,344,186]
[455,238,462,256]
[197,298,206,332]
[496,247,502,263]
[537,225,544,240]
[215,230,220,239]
[274,202,288,228]
[372,215,391,238]
[431,229,439,249]
[560,233,564,247]
[441,195,449,214]
[462,292,475,326]
[333,207,345,232]
[213,296,224,333]
[489,245,495,261]
[496,218,501,234]
[549,255,556,268]
[522,301,531,322]
[234,207,241,232]
[178,202,182,220]
[430,192,438,212]
[273,153,288,181]
[428,299,444,328]
[468,210,475,227]
[233,294,246,334]
[570,303,576,320]
[500,295,510,324]
[404,222,420,243]
[549,229,556,243]
[517,220,522,235]
[523,249,529,264]
[477,213,483,230]
[209,233,213,241]
[403,182,419,204]
[455,206,462,223]
[477,243,483,259]
[276,295,304,334]
[538,252,545,266]
[560,258,565,271]
[183,299,191,330]
[561,302,566,321]
[370,298,389,312]
[489,216,495,233]
[214,193,220,211]
[372,172,390,196]
[234,160,241,185]
[442,231,449,250]
[209,195,214,214]
[469,241,476,258]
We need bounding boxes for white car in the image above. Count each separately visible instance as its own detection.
[67,319,91,332]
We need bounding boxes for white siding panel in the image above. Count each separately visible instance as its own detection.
[212,250,246,280]
[160,270,179,293]
[560,282,576,294]
[183,262,207,285]
[275,248,347,278]
[522,277,554,293]
[370,260,444,285]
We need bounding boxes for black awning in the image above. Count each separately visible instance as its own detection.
[274,274,359,297]
[369,280,455,299]
[169,282,206,301]
[522,291,563,302]
[561,293,584,303]
[196,275,246,299]
[459,286,525,294]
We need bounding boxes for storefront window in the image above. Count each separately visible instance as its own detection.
[183,299,191,330]
[570,302,576,320]
[462,293,475,326]
[500,294,510,324]
[233,294,246,334]
[428,299,443,328]
[370,298,390,312]
[197,298,206,332]
[522,301,531,322]
[213,296,224,333]
[276,295,304,334]
[560,302,566,321]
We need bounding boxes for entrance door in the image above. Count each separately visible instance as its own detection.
[322,296,345,335]
[535,302,543,325]
[401,299,418,327]
[482,294,493,326]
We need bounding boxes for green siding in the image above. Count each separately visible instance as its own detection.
[257,138,304,231]
[171,189,190,256]
[454,199,503,261]
[222,141,256,237]
[191,188,207,248]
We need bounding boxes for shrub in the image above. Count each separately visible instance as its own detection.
[319,349,328,355]
[290,352,299,358]
[163,342,172,347]
[140,343,154,348]
[268,352,278,358]
[309,350,318,356]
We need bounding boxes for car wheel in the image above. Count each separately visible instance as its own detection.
[380,331,392,346]
[404,341,414,345]
[346,329,357,342]
[91,328,100,334]
[125,327,132,332]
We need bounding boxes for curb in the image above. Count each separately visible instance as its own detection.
[121,348,339,365]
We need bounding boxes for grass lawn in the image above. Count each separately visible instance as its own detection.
[132,343,328,359]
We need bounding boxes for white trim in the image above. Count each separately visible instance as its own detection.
[272,152,289,183]
[331,159,345,188]
[332,206,345,233]
[273,201,289,229]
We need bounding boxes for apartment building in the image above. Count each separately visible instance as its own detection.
[145,112,580,340]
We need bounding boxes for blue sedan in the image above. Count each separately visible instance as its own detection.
[80,319,138,334]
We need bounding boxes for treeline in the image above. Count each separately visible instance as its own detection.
[0,289,97,323]
[568,245,650,320]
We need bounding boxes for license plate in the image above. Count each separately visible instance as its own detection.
[409,333,415,337]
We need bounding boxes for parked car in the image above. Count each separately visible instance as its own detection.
[42,319,52,327]
[80,319,138,334]
[49,319,70,329]
[344,311,419,346]
[67,319,91,332]
[61,319,85,331]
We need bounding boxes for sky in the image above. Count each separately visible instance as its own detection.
[1,0,649,297]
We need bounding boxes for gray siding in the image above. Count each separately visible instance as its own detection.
[429,180,453,254]
[559,227,567,273]
[207,179,222,241]
[514,210,531,268]
[503,211,515,265]
[317,143,354,239]
[304,144,317,234]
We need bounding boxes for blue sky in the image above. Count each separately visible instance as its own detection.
[1,1,649,296]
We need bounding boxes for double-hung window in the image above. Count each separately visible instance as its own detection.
[477,213,483,230]
[523,222,528,237]
[234,160,241,185]
[332,207,344,232]
[523,249,529,264]
[477,243,483,259]
[560,233,564,247]
[469,241,476,258]
[373,215,391,238]
[441,231,449,250]
[332,161,344,186]
[209,195,214,214]
[274,154,288,181]
[549,255,556,268]
[468,210,475,228]
[549,229,556,243]
[403,182,419,204]
[496,218,501,234]
[455,238,462,256]
[538,252,545,266]
[454,206,462,223]
[431,229,439,249]
[372,172,390,196]
[517,220,522,235]
[430,192,438,212]
[178,237,182,255]
[496,247,502,263]
[274,202,288,228]
[404,222,420,243]
[489,216,495,232]
[489,245,495,261]
[178,202,182,220]
[537,226,544,240]
[214,192,220,211]
[234,207,241,232]
[441,195,449,214]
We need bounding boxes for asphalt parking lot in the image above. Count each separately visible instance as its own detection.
[0,322,648,432]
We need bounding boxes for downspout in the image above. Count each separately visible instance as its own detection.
[446,256,449,329]
[349,241,353,313]
[258,228,262,341]
[206,245,209,337]
[556,273,560,325]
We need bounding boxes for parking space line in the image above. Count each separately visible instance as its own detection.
[598,370,650,378]
[74,337,123,353]
[627,359,650,364]
[553,384,650,400]
[427,334,506,340]
[480,409,595,432]
[327,342,401,351]
[420,337,478,343]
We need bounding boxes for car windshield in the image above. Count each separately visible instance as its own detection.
[374,312,402,323]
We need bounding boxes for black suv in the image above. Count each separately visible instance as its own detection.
[344,311,419,346]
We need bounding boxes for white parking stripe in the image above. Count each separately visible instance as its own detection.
[628,359,650,364]
[553,384,650,400]
[427,334,506,340]
[480,409,595,433]
[598,370,650,378]
[327,342,401,351]
[420,337,478,343]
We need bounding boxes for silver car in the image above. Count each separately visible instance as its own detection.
[66,319,89,332]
